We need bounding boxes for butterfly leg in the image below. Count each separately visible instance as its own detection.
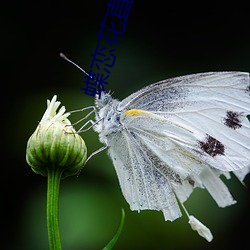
[70,106,96,125]
[68,106,100,132]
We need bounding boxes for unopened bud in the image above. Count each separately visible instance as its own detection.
[26,95,87,178]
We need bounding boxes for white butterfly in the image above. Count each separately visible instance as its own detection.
[85,72,250,241]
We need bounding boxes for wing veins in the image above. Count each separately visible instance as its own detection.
[123,131,142,207]
[124,130,152,208]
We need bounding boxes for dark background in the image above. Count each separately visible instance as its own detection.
[2,1,250,249]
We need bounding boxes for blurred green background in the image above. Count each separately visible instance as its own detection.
[2,1,250,249]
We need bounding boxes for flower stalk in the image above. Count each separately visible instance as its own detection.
[47,165,63,250]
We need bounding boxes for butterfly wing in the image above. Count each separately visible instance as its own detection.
[118,72,250,174]
[105,72,250,221]
[107,127,182,221]
[123,111,236,210]
[119,72,249,113]
[107,109,238,221]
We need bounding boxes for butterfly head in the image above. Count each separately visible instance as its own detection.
[95,92,113,109]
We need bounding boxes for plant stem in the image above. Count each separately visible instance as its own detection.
[47,165,63,250]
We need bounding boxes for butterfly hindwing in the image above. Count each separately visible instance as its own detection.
[107,127,182,221]
[120,111,236,208]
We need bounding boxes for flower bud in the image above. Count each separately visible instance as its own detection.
[26,95,87,178]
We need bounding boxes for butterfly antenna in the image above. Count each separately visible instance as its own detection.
[60,52,94,80]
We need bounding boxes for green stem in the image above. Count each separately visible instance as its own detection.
[103,208,125,250]
[47,165,63,250]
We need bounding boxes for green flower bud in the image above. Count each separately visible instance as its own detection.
[26,95,87,178]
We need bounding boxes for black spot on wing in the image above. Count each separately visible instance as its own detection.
[224,111,243,130]
[199,135,225,157]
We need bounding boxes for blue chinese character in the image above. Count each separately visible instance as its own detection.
[103,34,122,46]
[106,0,133,22]
[90,44,106,70]
[82,69,109,98]
[81,85,99,97]
[91,44,117,73]
[107,21,126,39]
[97,17,123,45]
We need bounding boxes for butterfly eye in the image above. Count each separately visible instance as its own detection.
[102,94,111,105]
[95,93,111,108]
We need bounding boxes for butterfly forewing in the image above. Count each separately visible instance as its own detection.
[118,72,250,173]
[119,72,249,111]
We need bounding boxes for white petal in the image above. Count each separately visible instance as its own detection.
[40,95,71,125]
[188,215,213,242]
